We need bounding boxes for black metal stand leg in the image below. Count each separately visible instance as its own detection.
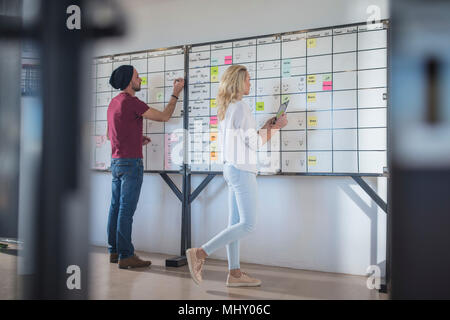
[351,176,388,294]
[159,172,188,267]
[352,176,387,213]
[159,173,182,201]
[164,173,216,267]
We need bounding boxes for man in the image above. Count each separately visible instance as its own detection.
[107,65,184,269]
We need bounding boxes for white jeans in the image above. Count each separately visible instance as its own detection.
[202,164,257,270]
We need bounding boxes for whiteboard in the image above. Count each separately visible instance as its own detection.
[92,21,388,175]
[186,21,387,174]
[91,47,185,171]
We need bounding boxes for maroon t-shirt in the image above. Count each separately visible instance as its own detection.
[107,92,149,159]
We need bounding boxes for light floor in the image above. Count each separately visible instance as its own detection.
[1,245,387,300]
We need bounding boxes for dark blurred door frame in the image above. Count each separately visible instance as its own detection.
[0,0,21,240]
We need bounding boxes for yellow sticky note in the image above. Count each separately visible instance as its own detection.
[308,156,317,166]
[211,66,219,82]
[256,102,264,111]
[307,38,317,48]
[141,77,147,85]
[210,99,217,108]
[307,75,316,84]
[308,115,318,127]
[307,93,316,102]
[282,95,290,103]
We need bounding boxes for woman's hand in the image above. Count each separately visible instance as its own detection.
[271,113,288,130]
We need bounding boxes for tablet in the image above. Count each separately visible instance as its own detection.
[272,100,289,124]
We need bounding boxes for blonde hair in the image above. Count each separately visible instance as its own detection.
[216,65,248,121]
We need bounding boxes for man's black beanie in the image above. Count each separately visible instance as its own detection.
[109,65,134,90]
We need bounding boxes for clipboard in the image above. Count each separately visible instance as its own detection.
[272,100,289,124]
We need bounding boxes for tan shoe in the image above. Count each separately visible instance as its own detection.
[110,253,118,263]
[226,272,261,287]
[118,255,151,269]
[186,248,205,285]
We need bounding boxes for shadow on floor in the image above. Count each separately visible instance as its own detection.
[0,248,18,257]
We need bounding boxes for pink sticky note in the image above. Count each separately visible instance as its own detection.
[95,135,106,147]
[323,81,332,91]
[224,56,232,64]
[210,116,218,125]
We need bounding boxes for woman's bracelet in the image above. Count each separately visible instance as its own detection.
[171,94,178,100]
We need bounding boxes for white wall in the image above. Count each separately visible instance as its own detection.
[90,0,389,276]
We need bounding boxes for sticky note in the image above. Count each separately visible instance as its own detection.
[282,95,290,103]
[211,66,219,82]
[211,57,219,65]
[323,81,332,91]
[157,92,164,102]
[95,135,106,147]
[322,74,332,82]
[307,93,316,102]
[210,99,217,108]
[224,56,232,65]
[210,152,218,161]
[308,156,317,166]
[282,59,291,77]
[210,132,217,141]
[308,115,318,127]
[141,77,147,85]
[210,143,218,152]
[307,38,317,48]
[256,102,264,111]
[210,116,218,130]
[307,75,316,84]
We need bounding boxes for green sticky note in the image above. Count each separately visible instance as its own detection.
[211,66,219,82]
[282,59,291,77]
[323,74,332,82]
[282,95,290,103]
[256,102,264,111]
[157,92,163,102]
[141,76,147,85]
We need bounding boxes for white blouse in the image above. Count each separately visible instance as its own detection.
[218,100,262,174]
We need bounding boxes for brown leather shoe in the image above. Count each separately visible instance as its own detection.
[110,253,118,263]
[118,255,151,269]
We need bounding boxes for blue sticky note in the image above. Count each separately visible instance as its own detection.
[282,59,291,77]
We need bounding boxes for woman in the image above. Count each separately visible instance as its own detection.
[186,65,287,287]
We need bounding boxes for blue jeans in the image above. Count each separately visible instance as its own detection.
[107,158,143,260]
[202,164,257,270]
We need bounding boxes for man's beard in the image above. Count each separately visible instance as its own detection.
[132,83,141,92]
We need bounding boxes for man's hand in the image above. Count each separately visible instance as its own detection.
[172,78,185,97]
[142,136,151,146]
